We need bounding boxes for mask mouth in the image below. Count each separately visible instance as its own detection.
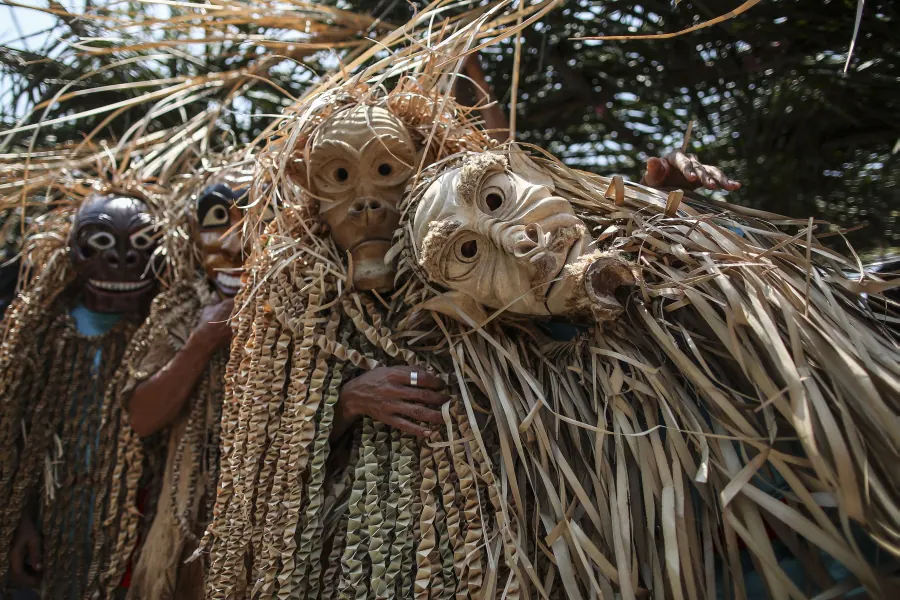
[214,271,243,296]
[88,279,153,292]
[347,239,395,292]
[542,236,590,311]
[348,238,392,253]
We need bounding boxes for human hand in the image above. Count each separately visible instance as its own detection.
[195,298,234,350]
[642,151,741,192]
[9,516,41,588]
[336,366,449,438]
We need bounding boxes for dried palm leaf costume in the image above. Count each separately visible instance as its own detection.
[0,182,167,600]
[120,161,277,600]
[390,146,900,599]
[198,71,513,599]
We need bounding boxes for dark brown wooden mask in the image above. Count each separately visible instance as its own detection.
[69,194,161,314]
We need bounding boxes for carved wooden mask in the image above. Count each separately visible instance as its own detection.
[413,153,633,320]
[192,176,274,298]
[69,194,160,314]
[307,105,415,292]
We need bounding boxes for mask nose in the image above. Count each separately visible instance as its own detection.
[125,249,140,267]
[103,248,142,272]
[347,197,386,226]
[221,230,243,260]
[101,248,125,270]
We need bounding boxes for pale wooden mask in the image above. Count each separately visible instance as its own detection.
[308,105,415,292]
[412,152,633,320]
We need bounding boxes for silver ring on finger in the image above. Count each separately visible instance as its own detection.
[410,371,418,387]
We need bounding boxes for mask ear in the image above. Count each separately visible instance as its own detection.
[416,290,489,325]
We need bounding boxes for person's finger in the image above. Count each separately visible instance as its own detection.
[386,415,432,438]
[392,386,450,406]
[696,166,717,190]
[687,156,717,189]
[386,366,447,390]
[705,166,735,190]
[390,400,445,426]
[671,153,699,182]
[703,166,742,191]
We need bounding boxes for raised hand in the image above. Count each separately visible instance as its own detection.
[333,365,449,440]
[195,297,235,351]
[642,151,741,192]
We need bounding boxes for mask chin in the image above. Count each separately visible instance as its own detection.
[349,240,395,292]
[81,280,157,314]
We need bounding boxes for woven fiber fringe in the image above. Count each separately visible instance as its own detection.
[113,280,227,600]
[199,229,505,598]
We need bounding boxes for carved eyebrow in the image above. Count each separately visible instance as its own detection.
[129,213,152,226]
[309,139,359,162]
[458,154,507,206]
[361,134,415,167]
[75,213,114,229]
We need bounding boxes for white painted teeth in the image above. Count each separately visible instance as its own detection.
[216,273,242,288]
[88,279,152,291]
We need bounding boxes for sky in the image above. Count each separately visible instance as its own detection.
[2,1,64,51]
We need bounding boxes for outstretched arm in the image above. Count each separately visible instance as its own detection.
[128,299,234,437]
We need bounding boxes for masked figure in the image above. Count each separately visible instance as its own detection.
[199,78,507,600]
[97,165,273,600]
[1,191,162,600]
[397,148,900,598]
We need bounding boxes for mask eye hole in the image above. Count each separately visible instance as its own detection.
[377,163,392,177]
[453,238,479,264]
[87,231,115,251]
[131,232,155,250]
[485,192,503,211]
[201,205,230,228]
[335,167,349,182]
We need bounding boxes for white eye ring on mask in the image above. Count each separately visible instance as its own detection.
[131,231,155,250]
[87,231,116,251]
[201,205,230,228]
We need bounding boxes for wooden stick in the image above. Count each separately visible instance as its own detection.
[681,120,694,153]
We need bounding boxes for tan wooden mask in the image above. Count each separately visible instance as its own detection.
[309,105,416,292]
[413,152,634,319]
[191,170,272,298]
